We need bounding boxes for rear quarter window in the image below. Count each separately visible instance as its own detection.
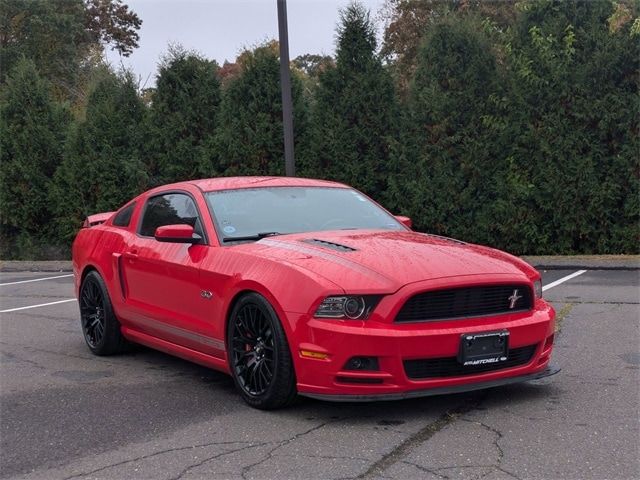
[112,202,136,227]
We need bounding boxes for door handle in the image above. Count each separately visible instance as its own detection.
[123,250,138,261]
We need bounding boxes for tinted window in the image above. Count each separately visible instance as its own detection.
[112,202,135,227]
[205,187,403,241]
[139,193,204,238]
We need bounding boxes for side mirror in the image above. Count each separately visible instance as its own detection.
[395,215,412,229]
[154,224,202,244]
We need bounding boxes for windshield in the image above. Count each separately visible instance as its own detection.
[205,187,404,242]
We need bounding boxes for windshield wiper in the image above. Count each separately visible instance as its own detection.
[222,231,282,243]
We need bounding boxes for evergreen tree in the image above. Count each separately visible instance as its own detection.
[50,71,147,241]
[494,0,639,253]
[304,2,396,198]
[386,17,501,242]
[146,46,221,184]
[214,41,307,176]
[0,59,71,257]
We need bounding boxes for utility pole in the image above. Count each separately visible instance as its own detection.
[277,0,295,176]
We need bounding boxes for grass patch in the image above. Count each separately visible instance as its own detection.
[554,303,575,333]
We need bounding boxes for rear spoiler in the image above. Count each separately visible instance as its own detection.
[82,211,115,228]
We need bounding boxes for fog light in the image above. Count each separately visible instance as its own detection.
[344,356,379,371]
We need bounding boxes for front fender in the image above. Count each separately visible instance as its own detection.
[200,250,344,342]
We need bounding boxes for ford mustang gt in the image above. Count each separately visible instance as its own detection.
[72,176,559,409]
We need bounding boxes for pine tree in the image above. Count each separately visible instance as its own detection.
[0,58,71,257]
[50,70,147,241]
[146,46,221,184]
[305,2,396,199]
[214,41,307,176]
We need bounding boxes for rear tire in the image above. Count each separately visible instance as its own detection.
[227,293,297,409]
[79,270,127,356]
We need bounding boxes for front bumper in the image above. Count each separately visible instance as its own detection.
[300,364,560,402]
[287,284,557,399]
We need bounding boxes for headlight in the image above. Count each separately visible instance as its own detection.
[315,295,381,320]
[534,279,543,299]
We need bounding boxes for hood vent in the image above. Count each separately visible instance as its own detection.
[424,233,466,245]
[303,239,356,252]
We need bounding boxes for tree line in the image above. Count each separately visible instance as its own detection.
[1,0,638,259]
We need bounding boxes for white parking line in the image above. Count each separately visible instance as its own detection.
[0,298,77,313]
[543,270,587,291]
[0,274,74,286]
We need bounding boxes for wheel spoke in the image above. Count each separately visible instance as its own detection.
[234,351,253,367]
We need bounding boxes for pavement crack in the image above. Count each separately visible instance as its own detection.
[458,418,522,480]
[63,441,256,480]
[239,421,331,479]
[437,465,522,480]
[171,442,270,480]
[402,460,450,479]
[299,453,369,461]
[461,418,505,463]
[357,392,488,479]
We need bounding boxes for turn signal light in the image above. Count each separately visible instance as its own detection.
[300,349,329,360]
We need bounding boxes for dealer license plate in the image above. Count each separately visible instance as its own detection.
[458,331,509,366]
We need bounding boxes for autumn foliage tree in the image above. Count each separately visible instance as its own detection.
[0,0,141,102]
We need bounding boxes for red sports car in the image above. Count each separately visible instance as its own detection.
[72,176,558,409]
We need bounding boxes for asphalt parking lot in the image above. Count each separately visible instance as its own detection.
[0,269,638,480]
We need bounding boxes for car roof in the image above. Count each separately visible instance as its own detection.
[187,176,349,192]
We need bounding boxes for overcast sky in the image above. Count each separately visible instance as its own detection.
[105,0,386,86]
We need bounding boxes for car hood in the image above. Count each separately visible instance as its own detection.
[243,230,536,293]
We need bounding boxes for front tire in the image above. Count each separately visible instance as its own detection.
[79,270,127,356]
[227,293,297,409]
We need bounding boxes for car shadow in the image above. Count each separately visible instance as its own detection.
[119,344,558,423]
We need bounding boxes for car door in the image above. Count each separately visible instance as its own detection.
[120,190,224,357]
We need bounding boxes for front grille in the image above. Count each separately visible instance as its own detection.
[395,284,532,323]
[404,344,537,379]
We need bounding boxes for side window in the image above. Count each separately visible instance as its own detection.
[139,193,204,238]
[112,202,135,227]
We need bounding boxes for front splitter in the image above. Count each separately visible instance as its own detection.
[299,364,561,402]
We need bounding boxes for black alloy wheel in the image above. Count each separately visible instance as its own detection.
[231,302,275,395]
[228,293,297,409]
[79,270,127,355]
[80,276,106,348]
